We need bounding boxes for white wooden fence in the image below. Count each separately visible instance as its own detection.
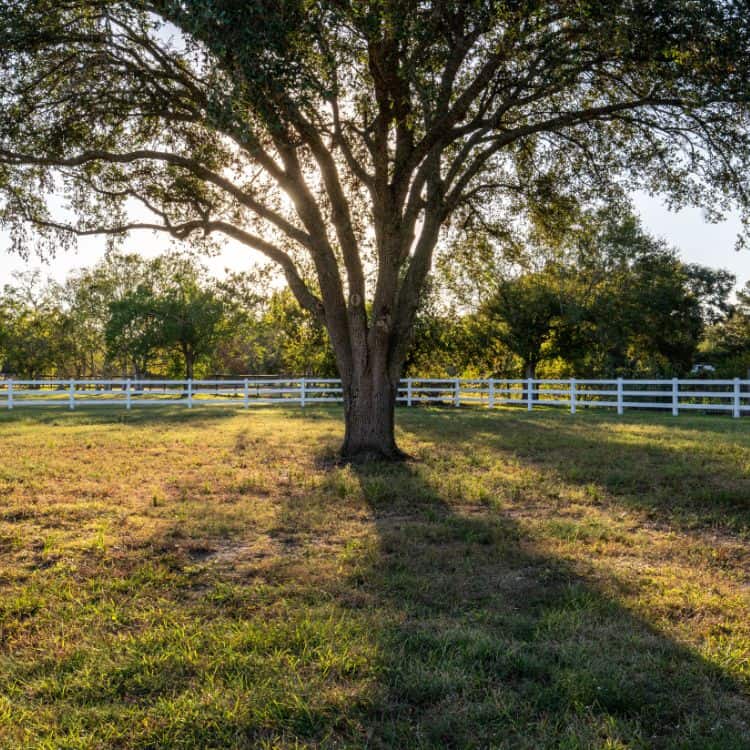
[0,377,748,417]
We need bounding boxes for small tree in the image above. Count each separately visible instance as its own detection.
[158,284,225,380]
[105,285,164,379]
[0,272,60,378]
[105,255,225,380]
[480,273,565,381]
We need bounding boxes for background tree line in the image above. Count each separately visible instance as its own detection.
[413,204,743,379]
[0,252,337,380]
[1,207,748,381]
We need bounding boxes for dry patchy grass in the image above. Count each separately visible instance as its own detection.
[0,405,749,748]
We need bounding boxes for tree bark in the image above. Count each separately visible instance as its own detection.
[184,348,194,380]
[340,360,404,462]
[523,361,537,403]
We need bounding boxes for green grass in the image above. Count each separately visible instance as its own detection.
[0,405,749,749]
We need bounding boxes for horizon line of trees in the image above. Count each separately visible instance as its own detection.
[0,252,336,381]
[409,205,745,380]
[2,210,749,382]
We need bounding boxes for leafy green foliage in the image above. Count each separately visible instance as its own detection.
[700,281,750,376]
[436,205,737,378]
[260,290,337,377]
[0,254,338,379]
[106,255,226,380]
[481,273,565,378]
[0,272,60,378]
[106,284,172,378]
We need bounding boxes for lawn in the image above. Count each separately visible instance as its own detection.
[0,405,749,749]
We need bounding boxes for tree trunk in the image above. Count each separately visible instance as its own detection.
[340,362,403,462]
[523,361,537,403]
[133,361,144,392]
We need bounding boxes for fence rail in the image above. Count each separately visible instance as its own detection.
[0,377,748,418]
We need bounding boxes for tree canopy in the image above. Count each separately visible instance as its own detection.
[3,1,750,456]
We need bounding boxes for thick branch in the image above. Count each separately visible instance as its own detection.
[288,107,368,312]
[0,147,314,250]
[25,214,325,322]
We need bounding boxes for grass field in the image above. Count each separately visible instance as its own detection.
[0,405,749,749]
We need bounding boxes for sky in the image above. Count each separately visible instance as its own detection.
[1,191,749,291]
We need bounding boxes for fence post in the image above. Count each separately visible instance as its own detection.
[7,379,12,410]
[187,379,193,409]
[570,378,577,414]
[617,378,624,415]
[407,378,413,407]
[244,378,249,408]
[672,378,679,416]
[454,378,460,407]
[488,378,495,409]
[734,377,741,419]
[69,379,75,410]
[527,378,533,411]
[126,378,131,410]
[300,378,306,407]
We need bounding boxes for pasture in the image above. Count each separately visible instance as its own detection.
[0,406,749,749]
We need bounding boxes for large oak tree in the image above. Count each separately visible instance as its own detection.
[2,1,750,458]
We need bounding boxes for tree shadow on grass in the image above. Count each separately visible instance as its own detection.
[4,406,750,748]
[8,452,749,749]
[107,455,749,748]
[341,459,750,749]
[397,407,750,537]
